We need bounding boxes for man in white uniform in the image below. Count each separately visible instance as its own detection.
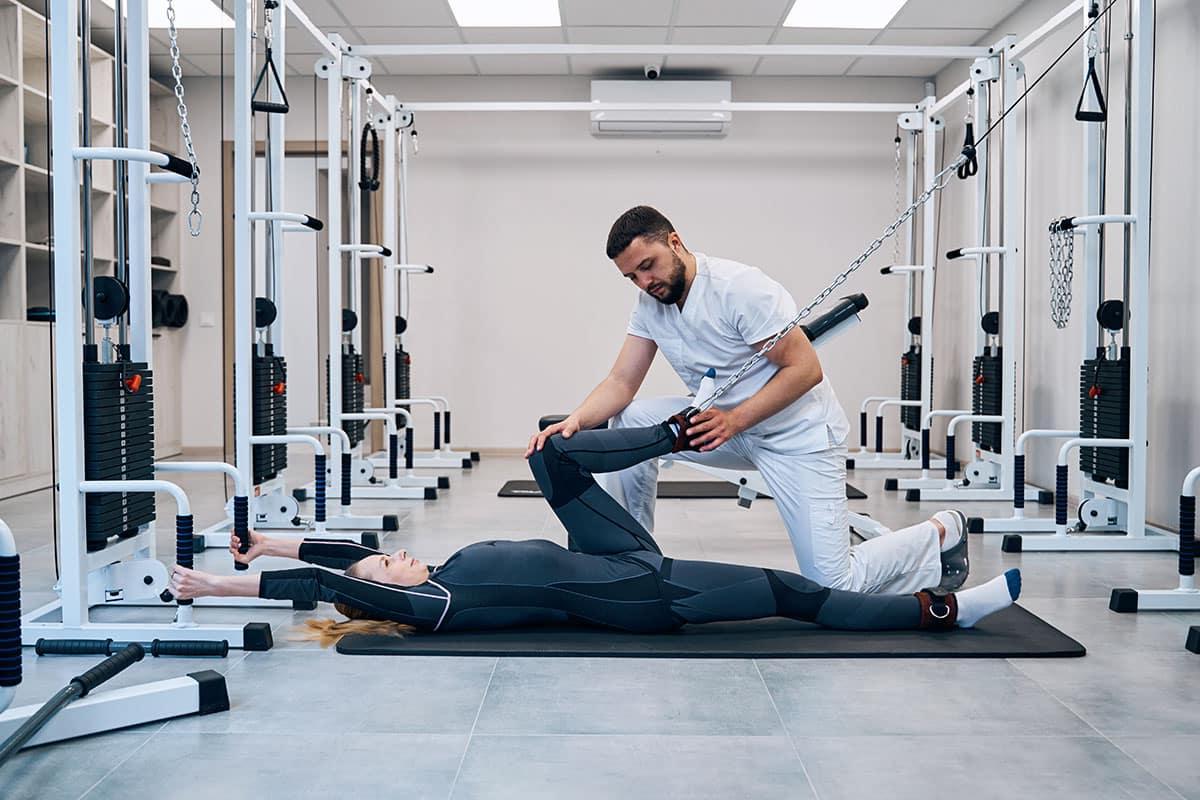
[527,206,967,594]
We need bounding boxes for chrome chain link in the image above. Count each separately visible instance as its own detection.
[697,155,967,413]
[892,133,902,264]
[1048,218,1074,329]
[166,0,202,236]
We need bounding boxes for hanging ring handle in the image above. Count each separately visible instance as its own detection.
[359,123,380,192]
[957,88,978,180]
[1074,55,1107,122]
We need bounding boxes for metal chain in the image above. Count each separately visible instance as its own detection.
[166,0,202,236]
[1048,218,1074,329]
[697,155,966,413]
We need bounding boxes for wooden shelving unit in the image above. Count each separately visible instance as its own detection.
[0,0,186,498]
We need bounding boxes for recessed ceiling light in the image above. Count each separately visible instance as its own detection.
[783,0,906,29]
[96,0,233,30]
[447,0,561,27]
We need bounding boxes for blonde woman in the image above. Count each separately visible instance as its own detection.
[171,422,1019,643]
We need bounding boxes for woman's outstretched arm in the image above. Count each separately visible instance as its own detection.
[230,531,383,569]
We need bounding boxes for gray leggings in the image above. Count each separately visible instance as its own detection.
[529,423,936,631]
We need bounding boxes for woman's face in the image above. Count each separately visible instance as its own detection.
[356,549,430,586]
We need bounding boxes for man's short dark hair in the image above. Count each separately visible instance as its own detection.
[606,206,675,259]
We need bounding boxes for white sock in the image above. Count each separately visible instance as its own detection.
[934,510,966,553]
[955,569,1021,628]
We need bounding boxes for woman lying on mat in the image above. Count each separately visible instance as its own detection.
[170,422,1020,644]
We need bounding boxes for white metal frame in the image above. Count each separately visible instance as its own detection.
[975,0,1174,552]
[26,0,268,649]
[1109,467,1200,612]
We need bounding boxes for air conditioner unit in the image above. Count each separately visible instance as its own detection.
[590,80,732,137]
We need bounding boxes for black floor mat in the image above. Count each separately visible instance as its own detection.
[498,480,868,501]
[336,605,1083,659]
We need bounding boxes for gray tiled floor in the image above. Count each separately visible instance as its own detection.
[1,449,1198,799]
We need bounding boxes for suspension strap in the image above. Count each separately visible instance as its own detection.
[165,0,201,236]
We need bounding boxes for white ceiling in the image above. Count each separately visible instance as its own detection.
[90,0,1030,80]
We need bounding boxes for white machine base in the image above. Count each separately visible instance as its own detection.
[20,607,273,650]
[0,672,229,750]
[846,452,946,471]
[1109,586,1200,613]
[412,452,475,470]
[891,481,1049,504]
[998,528,1178,553]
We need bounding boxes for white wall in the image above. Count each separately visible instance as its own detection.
[930,0,1200,528]
[177,73,928,452]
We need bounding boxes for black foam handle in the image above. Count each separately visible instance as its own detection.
[945,435,957,479]
[1055,465,1069,526]
[945,248,964,260]
[150,639,229,658]
[251,100,290,115]
[341,453,352,507]
[921,429,931,471]
[444,411,452,444]
[424,265,434,273]
[880,266,893,275]
[1180,495,1195,578]
[1013,455,1026,510]
[72,643,145,697]
[0,555,21,688]
[313,454,327,523]
[175,514,195,606]
[161,153,194,178]
[433,412,442,451]
[36,638,114,656]
[233,496,250,572]
[874,415,883,453]
[378,246,393,257]
[405,427,414,471]
[859,412,868,448]
[302,215,325,231]
[389,434,399,480]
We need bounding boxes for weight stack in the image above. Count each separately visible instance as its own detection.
[394,347,411,425]
[325,347,366,448]
[971,347,1003,453]
[899,346,922,432]
[251,345,288,484]
[82,360,156,552]
[1079,346,1131,488]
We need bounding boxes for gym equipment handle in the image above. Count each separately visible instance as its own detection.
[72,643,145,696]
[36,639,115,656]
[149,640,229,658]
[251,100,290,115]
[161,153,195,178]
[302,215,324,231]
[945,248,964,260]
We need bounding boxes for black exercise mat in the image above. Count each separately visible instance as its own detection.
[498,479,867,501]
[336,605,1083,659]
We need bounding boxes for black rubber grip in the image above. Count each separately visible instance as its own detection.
[1180,494,1195,578]
[161,153,194,178]
[71,643,145,697]
[233,495,249,572]
[444,411,452,444]
[424,265,434,273]
[921,428,931,471]
[251,100,290,115]
[859,412,868,448]
[176,515,194,606]
[874,415,883,453]
[302,215,324,231]
[313,454,327,523]
[0,554,21,688]
[1013,454,1026,510]
[389,434,399,480]
[433,412,442,451]
[1055,464,1069,526]
[1054,217,1076,232]
[945,248,964,260]
[945,435,957,479]
[36,638,114,656]
[150,639,229,658]
[405,427,415,471]
[341,453,352,506]
[879,266,893,275]
[378,246,393,258]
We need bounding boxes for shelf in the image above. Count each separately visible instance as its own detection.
[151,262,178,273]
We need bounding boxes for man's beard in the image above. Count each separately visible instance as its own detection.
[650,254,687,305]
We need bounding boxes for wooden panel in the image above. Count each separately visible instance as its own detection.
[22,320,53,475]
[0,319,30,480]
[153,329,182,457]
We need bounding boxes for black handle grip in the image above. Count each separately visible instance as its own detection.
[921,428,931,471]
[1180,494,1195,578]
[424,265,434,273]
[1013,454,1026,510]
[880,266,893,275]
[341,453,352,507]
[1055,465,1069,526]
[36,638,114,656]
[945,248,964,260]
[405,427,415,471]
[378,246,393,257]
[161,153,194,178]
[389,434,399,481]
[945,434,957,479]
[433,412,442,451]
[233,496,250,572]
[302,215,325,231]
[444,411,452,445]
[251,100,290,115]
[150,639,229,658]
[859,412,868,448]
[874,415,884,454]
[72,643,145,696]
